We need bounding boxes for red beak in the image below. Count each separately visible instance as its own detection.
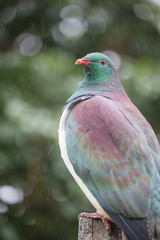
[75,58,90,65]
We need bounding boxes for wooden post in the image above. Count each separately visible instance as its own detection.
[78,216,122,240]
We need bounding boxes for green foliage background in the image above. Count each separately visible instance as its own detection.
[0,0,160,239]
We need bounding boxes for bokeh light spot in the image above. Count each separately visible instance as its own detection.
[0,6,16,24]
[59,18,87,38]
[133,4,154,21]
[60,5,84,19]
[15,33,42,56]
[0,185,24,205]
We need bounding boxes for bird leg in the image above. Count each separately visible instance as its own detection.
[79,212,111,230]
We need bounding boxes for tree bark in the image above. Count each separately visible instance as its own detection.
[78,216,122,240]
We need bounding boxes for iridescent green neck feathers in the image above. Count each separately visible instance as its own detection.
[79,52,115,87]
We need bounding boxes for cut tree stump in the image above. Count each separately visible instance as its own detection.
[78,216,122,240]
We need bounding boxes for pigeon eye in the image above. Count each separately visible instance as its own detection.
[100,59,106,65]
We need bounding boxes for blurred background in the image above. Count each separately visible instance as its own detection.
[0,0,160,239]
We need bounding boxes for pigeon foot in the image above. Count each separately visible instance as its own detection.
[79,212,111,230]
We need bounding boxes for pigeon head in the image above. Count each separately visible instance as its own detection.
[75,52,116,85]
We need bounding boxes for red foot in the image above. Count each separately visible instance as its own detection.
[79,212,111,230]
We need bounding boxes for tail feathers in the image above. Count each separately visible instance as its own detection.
[88,189,154,239]
[108,211,154,240]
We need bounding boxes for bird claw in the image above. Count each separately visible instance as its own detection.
[78,212,111,230]
[101,216,111,230]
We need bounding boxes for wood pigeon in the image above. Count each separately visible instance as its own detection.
[58,52,160,240]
